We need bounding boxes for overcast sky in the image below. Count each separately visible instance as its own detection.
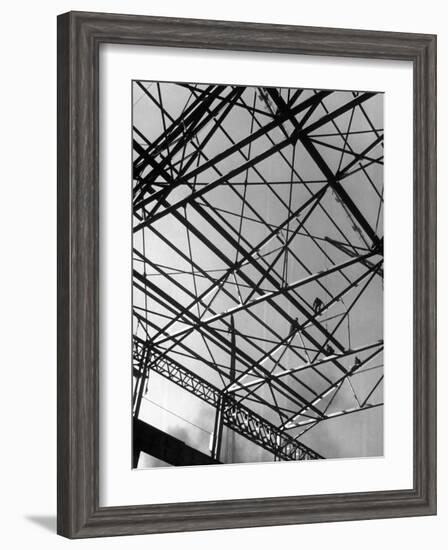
[132,81,384,468]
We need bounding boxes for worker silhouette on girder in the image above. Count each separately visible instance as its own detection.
[324,344,334,356]
[290,317,300,334]
[313,297,324,315]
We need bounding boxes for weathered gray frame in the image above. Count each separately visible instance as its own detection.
[57,10,437,538]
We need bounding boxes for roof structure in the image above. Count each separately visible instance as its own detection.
[132,81,384,466]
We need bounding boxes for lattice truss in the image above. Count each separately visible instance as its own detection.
[132,81,384,463]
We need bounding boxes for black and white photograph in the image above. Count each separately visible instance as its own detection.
[132,81,384,468]
[0,1,440,544]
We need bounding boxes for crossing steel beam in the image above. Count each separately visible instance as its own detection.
[133,339,323,461]
[132,82,384,463]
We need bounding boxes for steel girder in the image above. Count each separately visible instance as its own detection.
[132,82,384,463]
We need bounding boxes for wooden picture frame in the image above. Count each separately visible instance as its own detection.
[57,10,437,538]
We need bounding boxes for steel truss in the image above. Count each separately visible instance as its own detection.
[133,339,323,460]
[132,82,384,465]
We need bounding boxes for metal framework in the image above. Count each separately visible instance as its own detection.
[132,82,384,465]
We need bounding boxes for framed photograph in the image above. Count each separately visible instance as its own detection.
[57,11,437,538]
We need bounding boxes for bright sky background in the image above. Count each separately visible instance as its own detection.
[132,82,384,467]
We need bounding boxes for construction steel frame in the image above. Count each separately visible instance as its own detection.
[132,81,384,465]
[57,10,438,538]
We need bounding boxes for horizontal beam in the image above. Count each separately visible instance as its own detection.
[285,403,383,429]
[228,340,383,391]
[153,249,378,346]
[133,417,220,467]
